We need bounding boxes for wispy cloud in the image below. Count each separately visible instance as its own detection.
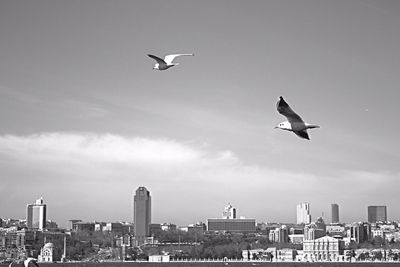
[0,132,210,164]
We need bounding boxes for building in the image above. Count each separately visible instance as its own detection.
[16,229,35,249]
[222,203,236,219]
[71,221,95,232]
[331,204,339,223]
[207,204,255,233]
[26,197,46,230]
[207,218,256,233]
[297,202,311,224]
[268,225,289,243]
[368,206,387,223]
[67,219,82,231]
[161,223,176,231]
[288,234,304,244]
[304,220,326,241]
[303,235,344,262]
[148,255,170,262]
[134,186,151,245]
[149,223,162,236]
[38,242,59,262]
[349,222,371,243]
[326,223,346,238]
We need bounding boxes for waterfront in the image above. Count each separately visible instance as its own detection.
[2,262,400,267]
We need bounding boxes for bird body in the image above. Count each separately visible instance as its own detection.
[147,53,194,70]
[9,258,39,267]
[275,96,319,140]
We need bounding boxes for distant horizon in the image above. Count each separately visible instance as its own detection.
[2,196,394,229]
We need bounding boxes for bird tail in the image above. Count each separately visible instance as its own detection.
[307,124,320,129]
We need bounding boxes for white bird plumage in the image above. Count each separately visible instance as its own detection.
[275,96,320,140]
[9,258,39,267]
[147,53,194,70]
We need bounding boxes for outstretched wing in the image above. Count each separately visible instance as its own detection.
[164,53,194,64]
[147,54,166,65]
[24,258,39,267]
[294,130,310,140]
[276,96,304,123]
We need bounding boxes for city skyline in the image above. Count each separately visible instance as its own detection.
[1,194,394,229]
[1,0,400,226]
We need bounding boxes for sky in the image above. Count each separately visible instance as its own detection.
[0,0,399,228]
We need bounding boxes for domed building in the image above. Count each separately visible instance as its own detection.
[38,242,59,262]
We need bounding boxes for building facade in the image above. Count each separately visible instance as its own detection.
[207,218,256,232]
[38,242,59,262]
[349,222,371,243]
[134,186,151,245]
[26,197,46,230]
[297,202,311,224]
[368,206,387,223]
[331,204,339,223]
[268,225,289,243]
[303,236,344,262]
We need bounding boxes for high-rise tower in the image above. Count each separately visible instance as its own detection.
[367,206,387,223]
[297,202,311,224]
[331,203,339,223]
[134,186,151,245]
[27,197,46,230]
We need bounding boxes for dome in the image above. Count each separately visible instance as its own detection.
[44,242,55,248]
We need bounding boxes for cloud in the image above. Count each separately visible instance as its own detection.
[0,132,210,164]
[0,132,398,225]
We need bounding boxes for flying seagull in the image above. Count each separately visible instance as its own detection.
[9,258,39,267]
[275,96,320,140]
[147,53,194,70]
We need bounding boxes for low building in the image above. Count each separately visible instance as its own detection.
[207,218,256,233]
[289,234,304,244]
[303,235,344,262]
[148,255,170,262]
[276,248,297,261]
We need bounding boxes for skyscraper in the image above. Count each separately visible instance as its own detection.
[368,206,387,223]
[297,202,311,224]
[331,204,339,223]
[134,186,151,245]
[26,197,46,230]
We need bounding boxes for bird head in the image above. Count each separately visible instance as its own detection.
[275,121,291,130]
[152,63,159,70]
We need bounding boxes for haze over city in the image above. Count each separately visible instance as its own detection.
[0,0,399,227]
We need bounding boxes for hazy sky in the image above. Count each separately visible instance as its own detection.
[1,0,399,227]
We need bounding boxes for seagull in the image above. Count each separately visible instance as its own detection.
[9,258,39,267]
[147,53,194,70]
[275,96,319,140]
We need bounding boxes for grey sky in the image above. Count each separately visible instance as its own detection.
[0,0,399,227]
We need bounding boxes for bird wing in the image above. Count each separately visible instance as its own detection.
[294,130,310,140]
[24,259,39,267]
[147,54,166,65]
[164,54,194,64]
[276,96,304,123]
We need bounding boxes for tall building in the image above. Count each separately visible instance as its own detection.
[297,202,311,224]
[26,197,46,230]
[368,206,387,223]
[331,204,339,223]
[134,186,151,245]
[222,203,236,219]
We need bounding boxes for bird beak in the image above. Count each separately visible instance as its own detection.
[274,126,278,129]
